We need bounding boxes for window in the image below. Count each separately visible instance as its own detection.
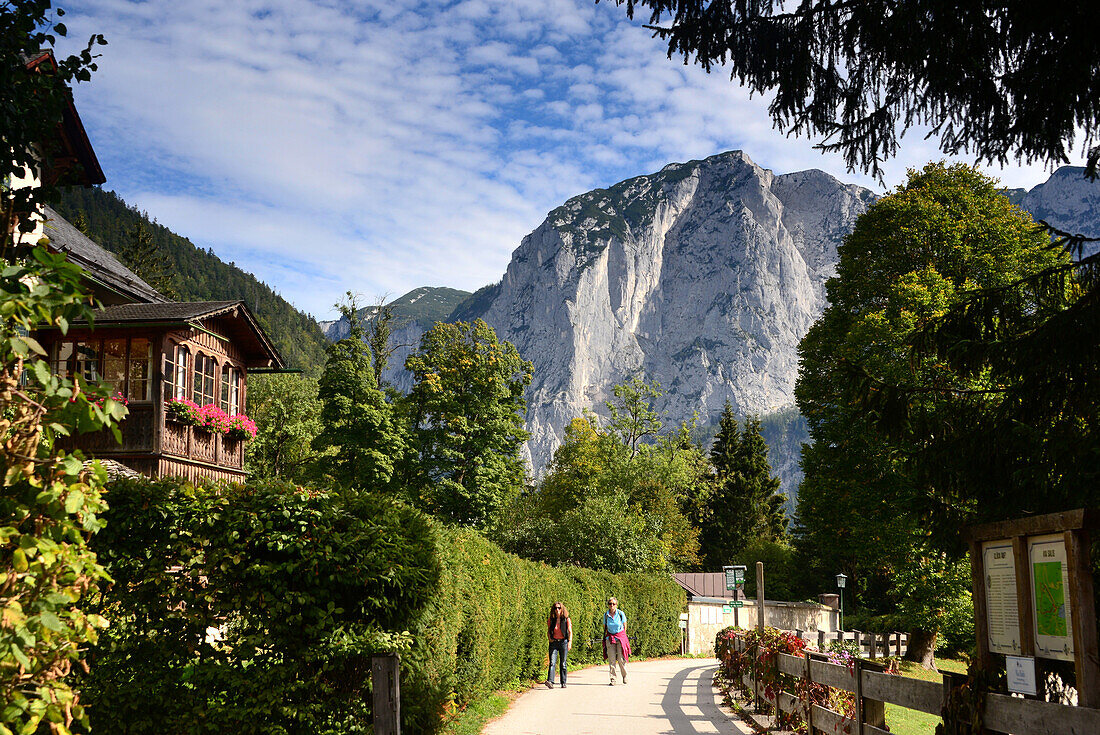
[103,339,126,394]
[192,353,216,406]
[52,342,74,378]
[51,338,153,401]
[74,341,100,382]
[219,365,240,416]
[129,338,151,401]
[174,346,190,399]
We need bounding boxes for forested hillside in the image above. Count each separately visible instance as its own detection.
[51,186,328,373]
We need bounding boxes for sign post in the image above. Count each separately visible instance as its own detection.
[964,510,1100,706]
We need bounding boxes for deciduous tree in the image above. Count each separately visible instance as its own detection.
[402,319,532,528]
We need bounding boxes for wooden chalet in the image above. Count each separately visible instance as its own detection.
[20,51,285,482]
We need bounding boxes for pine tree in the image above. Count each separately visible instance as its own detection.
[312,295,406,490]
[118,222,178,299]
[698,403,786,569]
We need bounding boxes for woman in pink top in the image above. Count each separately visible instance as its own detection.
[545,602,572,688]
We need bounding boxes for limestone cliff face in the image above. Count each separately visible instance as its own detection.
[463,151,875,472]
[1021,166,1100,255]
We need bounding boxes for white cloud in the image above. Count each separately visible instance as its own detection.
[63,0,1082,320]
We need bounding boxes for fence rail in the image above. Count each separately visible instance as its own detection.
[730,637,1100,735]
[791,628,909,658]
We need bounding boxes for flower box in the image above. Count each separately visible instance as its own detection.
[165,398,201,426]
[226,414,257,442]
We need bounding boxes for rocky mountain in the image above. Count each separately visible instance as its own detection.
[317,286,470,341]
[456,150,875,479]
[1020,166,1100,254]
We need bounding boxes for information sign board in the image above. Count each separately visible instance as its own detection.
[982,540,1021,655]
[724,565,746,591]
[1029,534,1074,662]
[1006,656,1038,696]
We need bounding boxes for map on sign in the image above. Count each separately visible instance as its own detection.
[1029,535,1074,662]
[1033,561,1068,637]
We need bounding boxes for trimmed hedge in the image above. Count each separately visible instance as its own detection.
[80,479,684,734]
[81,479,440,734]
[404,527,685,732]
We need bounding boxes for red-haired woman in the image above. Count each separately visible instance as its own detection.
[545,601,573,688]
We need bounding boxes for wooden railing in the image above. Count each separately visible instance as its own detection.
[793,628,909,658]
[730,636,1100,734]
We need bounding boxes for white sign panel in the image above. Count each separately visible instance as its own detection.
[1029,534,1074,662]
[982,541,1021,655]
[1006,656,1038,696]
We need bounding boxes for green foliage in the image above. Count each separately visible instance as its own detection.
[2,247,125,733]
[495,413,704,573]
[49,187,329,374]
[605,376,663,458]
[697,403,787,570]
[245,373,324,484]
[313,296,406,491]
[116,222,177,299]
[736,538,797,602]
[793,163,1061,650]
[404,526,685,733]
[402,320,532,528]
[614,0,1100,179]
[82,478,440,735]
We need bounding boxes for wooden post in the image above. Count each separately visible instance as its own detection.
[853,657,865,735]
[854,630,862,654]
[372,653,401,735]
[756,561,765,634]
[894,632,902,658]
[861,659,887,733]
[804,651,815,735]
[1066,528,1100,706]
[818,629,826,650]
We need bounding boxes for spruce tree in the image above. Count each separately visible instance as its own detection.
[312,295,405,491]
[118,222,178,299]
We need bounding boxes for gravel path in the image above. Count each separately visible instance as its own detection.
[481,657,754,735]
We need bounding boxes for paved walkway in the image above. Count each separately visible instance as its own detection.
[482,657,754,735]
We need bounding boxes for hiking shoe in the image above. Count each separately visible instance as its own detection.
[561,683,567,688]
[545,681,553,689]
[623,674,628,684]
[609,681,615,686]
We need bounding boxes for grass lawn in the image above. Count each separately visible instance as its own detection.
[885,658,967,735]
[441,687,522,735]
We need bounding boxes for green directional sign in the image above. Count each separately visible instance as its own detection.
[724,565,747,590]
[729,601,743,608]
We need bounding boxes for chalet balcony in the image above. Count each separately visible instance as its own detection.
[162,420,245,471]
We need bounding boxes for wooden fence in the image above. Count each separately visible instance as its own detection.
[792,628,909,658]
[730,637,1100,735]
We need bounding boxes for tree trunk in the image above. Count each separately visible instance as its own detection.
[904,628,938,669]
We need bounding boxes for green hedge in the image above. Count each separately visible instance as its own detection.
[80,479,684,734]
[81,479,440,734]
[403,527,685,732]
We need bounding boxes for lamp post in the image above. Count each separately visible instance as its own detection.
[836,573,847,632]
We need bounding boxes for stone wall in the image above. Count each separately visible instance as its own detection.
[682,597,838,656]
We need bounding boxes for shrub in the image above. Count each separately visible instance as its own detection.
[403,527,685,732]
[81,478,441,734]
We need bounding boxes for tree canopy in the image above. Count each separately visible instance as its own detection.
[612,0,1099,179]
[793,162,1063,664]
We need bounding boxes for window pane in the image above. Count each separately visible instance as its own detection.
[103,339,126,394]
[129,338,151,401]
[220,365,231,414]
[229,369,239,416]
[53,342,74,378]
[192,354,216,405]
[75,341,100,382]
[174,347,189,399]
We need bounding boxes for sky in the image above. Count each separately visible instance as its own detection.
[62,0,1084,320]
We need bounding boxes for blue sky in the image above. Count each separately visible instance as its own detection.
[62,0,1082,319]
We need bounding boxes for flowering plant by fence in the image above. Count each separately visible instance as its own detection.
[165,397,201,425]
[226,414,258,441]
[715,626,860,734]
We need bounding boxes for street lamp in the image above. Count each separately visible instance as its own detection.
[836,573,847,632]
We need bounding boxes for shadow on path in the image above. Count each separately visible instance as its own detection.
[658,663,730,734]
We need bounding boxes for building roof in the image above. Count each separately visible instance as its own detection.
[672,573,736,599]
[23,50,105,187]
[41,206,168,304]
[76,300,286,369]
